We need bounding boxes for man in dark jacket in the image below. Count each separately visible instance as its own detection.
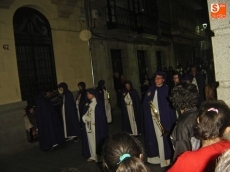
[170,82,200,161]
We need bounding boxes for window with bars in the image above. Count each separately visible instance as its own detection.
[13,7,57,105]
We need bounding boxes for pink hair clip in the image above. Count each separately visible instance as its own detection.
[207,108,218,113]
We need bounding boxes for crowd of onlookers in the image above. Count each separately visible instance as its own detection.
[22,57,230,172]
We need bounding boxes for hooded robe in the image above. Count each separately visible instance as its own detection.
[143,73,176,167]
[121,81,142,135]
[58,82,81,138]
[35,94,65,150]
[96,80,112,123]
[82,88,108,161]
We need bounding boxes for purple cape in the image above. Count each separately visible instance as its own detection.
[121,89,143,135]
[76,89,88,127]
[82,100,108,159]
[63,89,81,137]
[142,84,176,159]
[35,95,65,150]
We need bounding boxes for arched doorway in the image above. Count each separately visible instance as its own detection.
[13,7,57,105]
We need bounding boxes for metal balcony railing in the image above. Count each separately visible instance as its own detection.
[106,5,135,31]
[105,5,160,35]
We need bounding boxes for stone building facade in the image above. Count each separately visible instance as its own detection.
[207,0,230,105]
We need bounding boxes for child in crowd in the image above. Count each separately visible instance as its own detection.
[102,133,149,172]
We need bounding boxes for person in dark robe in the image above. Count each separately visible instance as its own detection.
[96,80,112,123]
[76,82,87,127]
[113,72,123,108]
[142,71,177,167]
[186,64,205,105]
[82,88,108,162]
[45,88,63,125]
[58,82,81,141]
[35,93,65,150]
[121,80,142,136]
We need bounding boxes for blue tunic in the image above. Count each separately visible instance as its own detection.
[143,84,176,159]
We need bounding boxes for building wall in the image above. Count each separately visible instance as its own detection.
[207,0,230,105]
[0,0,93,106]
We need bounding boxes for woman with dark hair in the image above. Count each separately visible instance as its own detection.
[102,133,149,172]
[169,82,200,161]
[121,81,142,136]
[96,80,112,123]
[168,100,230,172]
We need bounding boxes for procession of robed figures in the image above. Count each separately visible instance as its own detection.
[27,62,210,167]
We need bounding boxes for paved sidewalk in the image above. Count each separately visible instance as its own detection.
[0,108,169,172]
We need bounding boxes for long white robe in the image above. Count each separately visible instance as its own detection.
[124,93,138,135]
[103,89,112,123]
[82,97,98,162]
[62,95,78,140]
[62,95,68,138]
[147,90,170,167]
[75,94,81,121]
